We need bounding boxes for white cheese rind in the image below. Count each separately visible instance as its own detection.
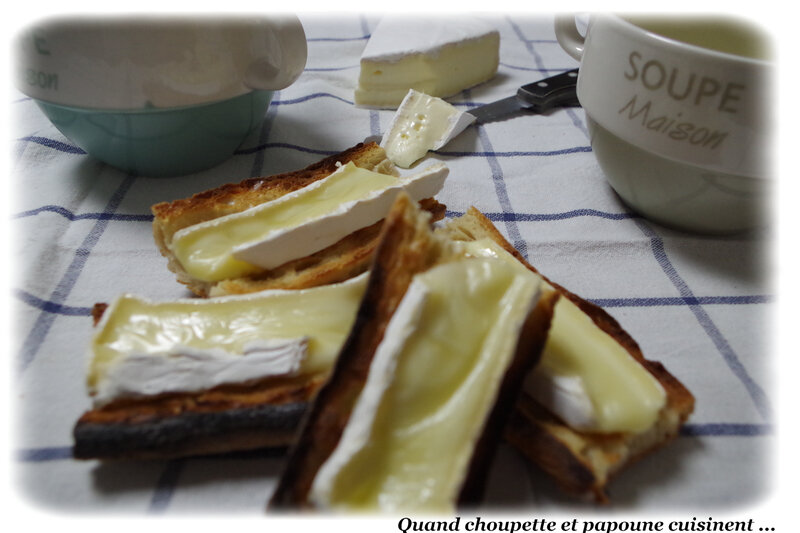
[355,18,500,108]
[524,371,596,431]
[361,18,498,62]
[231,163,448,270]
[380,90,475,168]
[94,338,308,407]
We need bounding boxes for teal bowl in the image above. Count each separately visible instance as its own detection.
[35,90,273,177]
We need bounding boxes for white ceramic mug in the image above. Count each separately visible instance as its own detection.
[555,14,772,234]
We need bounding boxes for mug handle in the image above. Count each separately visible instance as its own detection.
[554,14,585,61]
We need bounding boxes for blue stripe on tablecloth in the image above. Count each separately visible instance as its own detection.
[149,461,184,514]
[17,174,137,373]
[13,205,153,222]
[235,142,341,157]
[438,146,592,157]
[17,136,86,154]
[508,19,547,68]
[506,19,588,141]
[15,289,93,316]
[470,115,529,260]
[360,15,384,139]
[445,208,635,221]
[17,446,74,461]
[248,90,281,177]
[11,136,593,166]
[680,423,773,437]
[590,295,773,308]
[564,107,590,139]
[13,205,624,225]
[307,34,369,42]
[14,422,773,463]
[304,65,360,72]
[499,62,571,72]
[301,63,576,73]
[463,21,576,261]
[635,219,771,421]
[272,92,354,106]
[516,38,559,44]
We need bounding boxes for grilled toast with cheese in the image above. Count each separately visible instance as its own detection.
[73,275,369,461]
[152,142,446,297]
[270,194,558,512]
[439,207,695,503]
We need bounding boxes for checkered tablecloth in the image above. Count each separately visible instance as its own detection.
[11,13,773,515]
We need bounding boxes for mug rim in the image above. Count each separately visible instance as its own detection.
[602,13,772,67]
[15,15,307,110]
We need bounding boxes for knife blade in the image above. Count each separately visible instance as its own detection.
[467,68,580,124]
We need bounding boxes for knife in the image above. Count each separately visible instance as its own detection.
[467,68,580,124]
[364,69,580,165]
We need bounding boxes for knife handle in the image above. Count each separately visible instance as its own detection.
[517,69,579,112]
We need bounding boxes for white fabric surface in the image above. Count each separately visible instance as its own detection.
[11,14,773,514]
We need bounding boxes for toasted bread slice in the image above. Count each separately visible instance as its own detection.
[439,207,695,503]
[269,194,558,512]
[152,142,446,297]
[73,274,370,461]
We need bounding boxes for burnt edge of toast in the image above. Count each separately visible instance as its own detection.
[73,366,326,461]
[72,372,325,461]
[269,194,558,510]
[73,402,305,461]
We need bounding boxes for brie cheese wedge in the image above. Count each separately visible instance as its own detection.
[89,273,367,405]
[355,18,500,108]
[381,90,475,168]
[169,162,448,282]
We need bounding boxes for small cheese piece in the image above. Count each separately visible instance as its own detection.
[454,238,667,434]
[380,90,475,168]
[309,258,542,512]
[89,273,367,403]
[168,162,448,282]
[355,18,500,108]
